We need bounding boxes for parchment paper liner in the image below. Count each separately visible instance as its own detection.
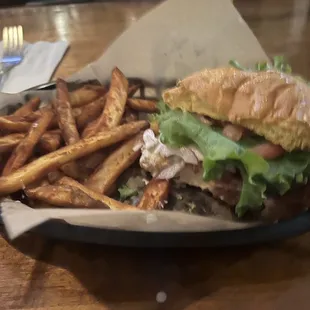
[0,0,270,239]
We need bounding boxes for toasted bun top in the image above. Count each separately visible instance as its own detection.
[162,67,310,151]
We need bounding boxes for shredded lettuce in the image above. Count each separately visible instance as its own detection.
[118,185,138,201]
[156,103,310,216]
[229,55,292,74]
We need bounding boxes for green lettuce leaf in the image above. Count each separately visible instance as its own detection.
[264,152,310,194]
[229,55,292,74]
[118,185,138,201]
[156,104,310,216]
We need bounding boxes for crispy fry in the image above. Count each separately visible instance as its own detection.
[127,98,158,113]
[54,79,82,178]
[122,107,138,124]
[138,179,170,210]
[78,151,107,176]
[128,84,141,97]
[59,162,81,180]
[70,85,106,107]
[0,116,32,132]
[85,85,107,92]
[0,120,148,195]
[2,110,54,176]
[75,95,106,129]
[26,177,50,190]
[54,79,80,145]
[82,67,129,138]
[6,113,38,122]
[38,130,62,153]
[3,107,57,131]
[85,133,143,194]
[13,97,41,117]
[25,185,108,209]
[0,131,62,154]
[0,133,25,153]
[58,176,136,210]
[15,107,58,129]
[47,170,65,183]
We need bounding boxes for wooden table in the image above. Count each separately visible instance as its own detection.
[1,0,310,309]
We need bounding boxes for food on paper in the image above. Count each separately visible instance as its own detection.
[138,56,310,220]
[0,59,308,223]
[85,133,143,194]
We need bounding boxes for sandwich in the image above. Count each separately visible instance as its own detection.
[138,57,310,220]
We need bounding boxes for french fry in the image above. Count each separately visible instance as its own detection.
[38,130,62,153]
[2,110,54,176]
[0,133,25,153]
[128,84,141,97]
[12,107,59,129]
[3,108,57,132]
[70,85,106,107]
[0,116,32,132]
[0,120,148,195]
[33,108,58,126]
[26,176,50,190]
[127,98,158,113]
[54,79,80,145]
[75,95,106,129]
[82,67,129,138]
[25,185,108,209]
[59,162,81,180]
[138,179,170,210]
[80,68,129,169]
[122,107,138,124]
[13,97,41,117]
[5,113,38,122]
[58,176,136,210]
[0,130,62,154]
[85,132,143,194]
[54,79,82,178]
[78,151,107,176]
[47,170,65,183]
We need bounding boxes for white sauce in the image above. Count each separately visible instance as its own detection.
[138,129,203,179]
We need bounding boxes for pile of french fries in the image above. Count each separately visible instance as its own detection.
[0,67,169,211]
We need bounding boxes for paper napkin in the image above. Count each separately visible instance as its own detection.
[0,40,69,94]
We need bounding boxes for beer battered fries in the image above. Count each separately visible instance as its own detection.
[69,84,106,107]
[13,97,41,117]
[82,67,128,138]
[54,78,80,145]
[0,120,148,195]
[58,176,136,210]
[85,132,143,194]
[54,78,81,178]
[0,67,172,217]
[2,110,54,176]
[75,94,106,129]
[127,98,158,113]
[25,184,108,209]
[138,179,170,210]
[0,116,32,132]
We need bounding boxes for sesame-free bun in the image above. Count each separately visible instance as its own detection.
[162,67,310,151]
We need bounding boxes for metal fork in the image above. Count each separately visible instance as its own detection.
[0,25,24,77]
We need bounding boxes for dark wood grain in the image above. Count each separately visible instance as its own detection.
[1,1,310,309]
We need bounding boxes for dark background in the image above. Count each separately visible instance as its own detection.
[0,0,157,8]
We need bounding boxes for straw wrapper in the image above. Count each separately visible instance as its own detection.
[1,0,269,240]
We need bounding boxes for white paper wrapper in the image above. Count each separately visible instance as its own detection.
[0,0,269,240]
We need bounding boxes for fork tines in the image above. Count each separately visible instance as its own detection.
[2,25,24,58]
